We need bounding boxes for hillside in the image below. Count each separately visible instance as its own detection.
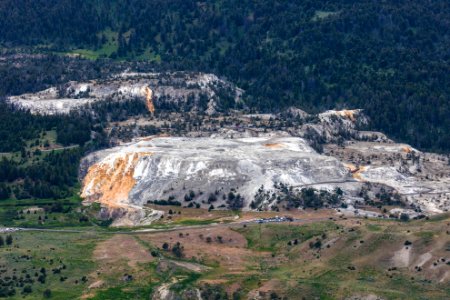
[1,211,449,299]
[1,72,449,223]
[0,0,449,152]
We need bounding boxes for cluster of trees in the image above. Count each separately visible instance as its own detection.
[184,190,196,202]
[0,284,15,297]
[0,148,83,200]
[0,184,10,200]
[252,184,343,210]
[200,284,230,300]
[359,184,404,208]
[0,257,72,298]
[0,105,43,152]
[161,241,184,258]
[0,101,100,200]
[0,54,124,98]
[149,199,182,206]
[1,0,449,152]
[90,98,150,123]
[227,191,244,210]
[299,188,343,209]
[0,235,13,247]
[0,101,98,153]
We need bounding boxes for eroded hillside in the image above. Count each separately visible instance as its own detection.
[7,72,242,115]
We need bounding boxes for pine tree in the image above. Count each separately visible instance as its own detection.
[0,236,4,247]
[5,234,12,245]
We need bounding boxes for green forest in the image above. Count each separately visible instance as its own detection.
[0,101,96,200]
[1,0,449,152]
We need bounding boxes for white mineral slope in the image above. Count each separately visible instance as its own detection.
[7,72,242,115]
[356,166,450,213]
[81,136,351,220]
[339,141,450,213]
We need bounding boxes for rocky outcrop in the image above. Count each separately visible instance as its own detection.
[81,151,152,208]
[302,109,375,143]
[280,108,390,146]
[7,72,243,115]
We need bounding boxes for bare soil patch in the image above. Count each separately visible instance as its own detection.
[138,227,265,273]
[94,234,153,267]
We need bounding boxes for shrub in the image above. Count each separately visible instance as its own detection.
[43,289,52,298]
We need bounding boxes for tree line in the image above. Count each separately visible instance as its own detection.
[0,0,449,152]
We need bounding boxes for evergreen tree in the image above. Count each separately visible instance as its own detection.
[5,235,12,246]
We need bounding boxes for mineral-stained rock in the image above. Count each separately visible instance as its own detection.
[80,136,351,224]
[80,133,450,225]
[7,71,242,115]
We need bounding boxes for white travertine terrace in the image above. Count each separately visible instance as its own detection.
[81,136,350,225]
[7,72,242,115]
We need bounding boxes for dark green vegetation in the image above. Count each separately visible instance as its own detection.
[0,101,90,200]
[252,184,343,210]
[0,55,125,201]
[0,55,126,97]
[0,100,99,201]
[0,2,449,296]
[0,102,90,153]
[1,0,449,152]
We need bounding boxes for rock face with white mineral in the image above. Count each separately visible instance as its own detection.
[77,106,450,226]
[7,72,242,115]
[80,136,351,225]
